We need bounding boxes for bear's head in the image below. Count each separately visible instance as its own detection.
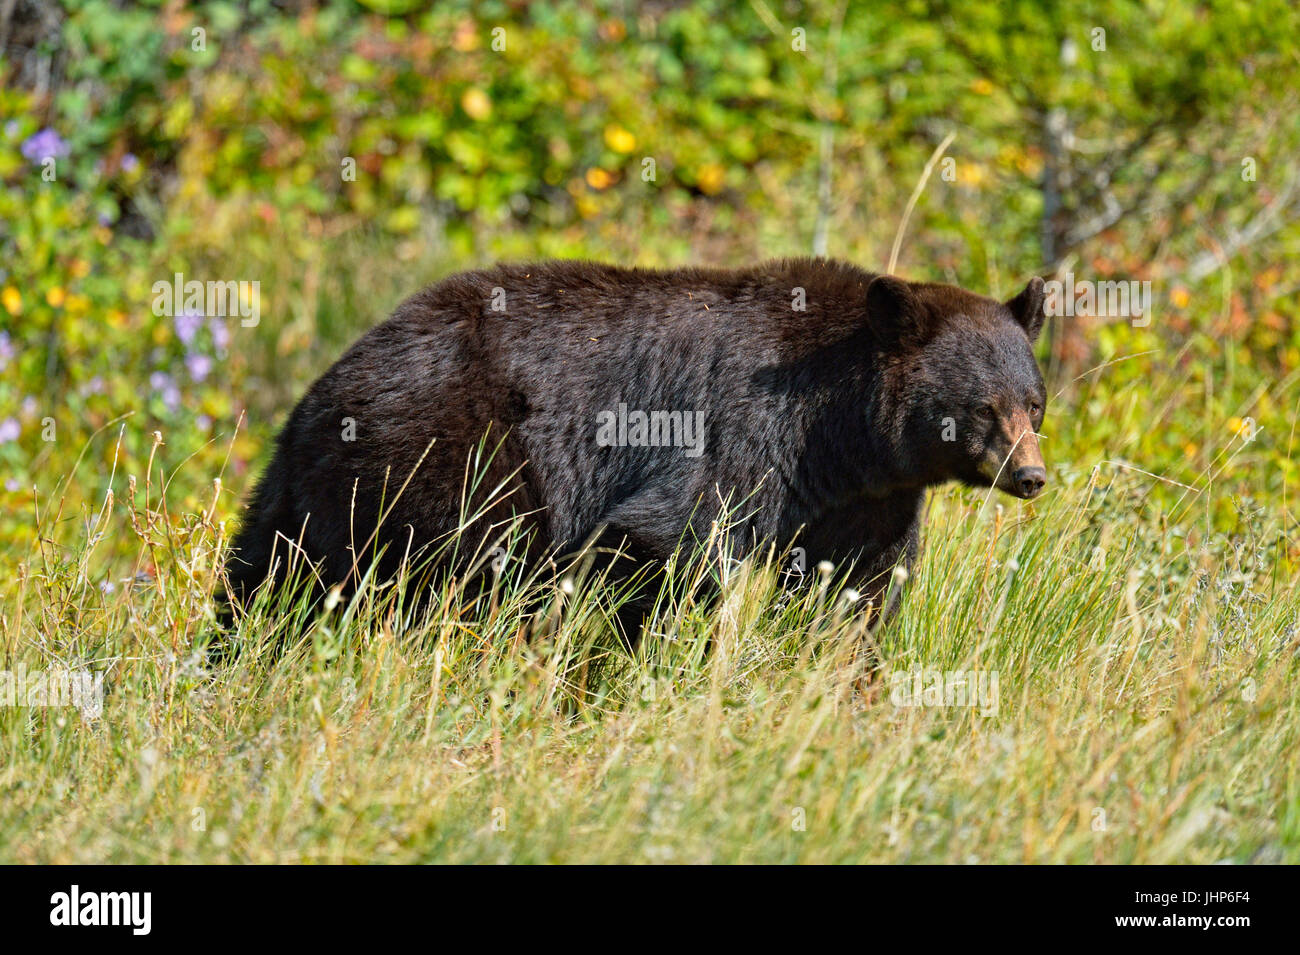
[869,275,1049,500]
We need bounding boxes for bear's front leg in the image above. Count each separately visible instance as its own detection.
[794,488,925,629]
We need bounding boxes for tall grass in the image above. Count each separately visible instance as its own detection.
[1,212,1294,863]
[1,378,1294,862]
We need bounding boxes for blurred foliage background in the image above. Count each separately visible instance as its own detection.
[2,0,1299,557]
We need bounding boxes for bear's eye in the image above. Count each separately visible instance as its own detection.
[975,404,996,420]
[1029,401,1042,417]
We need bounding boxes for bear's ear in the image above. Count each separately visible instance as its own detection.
[1005,277,1046,342]
[867,275,929,344]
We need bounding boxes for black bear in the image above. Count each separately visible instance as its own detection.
[221,259,1047,628]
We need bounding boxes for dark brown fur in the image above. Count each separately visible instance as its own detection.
[222,258,1047,630]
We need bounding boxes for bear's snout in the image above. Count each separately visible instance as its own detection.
[988,409,1047,499]
[1011,465,1046,499]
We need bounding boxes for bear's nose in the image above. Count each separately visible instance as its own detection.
[1012,466,1046,498]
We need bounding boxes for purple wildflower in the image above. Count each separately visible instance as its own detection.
[0,417,20,443]
[185,352,213,383]
[21,128,70,163]
[209,317,230,356]
[149,371,181,413]
[174,310,204,347]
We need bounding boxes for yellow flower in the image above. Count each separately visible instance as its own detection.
[1171,287,1190,308]
[1016,151,1044,178]
[696,163,726,195]
[585,167,614,190]
[46,287,65,307]
[451,21,479,52]
[603,125,636,153]
[461,88,492,121]
[972,78,995,95]
[2,286,20,316]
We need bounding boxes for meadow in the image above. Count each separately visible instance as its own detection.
[2,232,1295,864]
[1,0,1298,863]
